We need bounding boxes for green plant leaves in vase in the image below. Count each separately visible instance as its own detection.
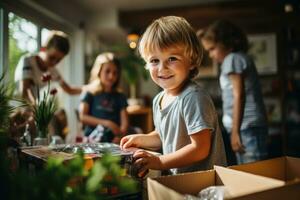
[33,74,58,139]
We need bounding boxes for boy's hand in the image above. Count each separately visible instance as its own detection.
[120,134,143,149]
[133,149,163,177]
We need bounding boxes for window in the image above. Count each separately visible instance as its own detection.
[8,12,38,81]
[41,28,50,46]
[0,7,8,76]
[1,5,85,143]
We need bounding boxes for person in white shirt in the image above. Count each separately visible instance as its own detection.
[14,30,82,104]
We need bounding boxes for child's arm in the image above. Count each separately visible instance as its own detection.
[134,129,211,173]
[20,79,36,104]
[229,73,245,153]
[120,108,129,135]
[112,108,129,143]
[79,102,121,134]
[58,79,82,95]
[120,131,162,151]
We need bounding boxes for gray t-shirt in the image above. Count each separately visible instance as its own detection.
[153,82,227,175]
[220,52,267,131]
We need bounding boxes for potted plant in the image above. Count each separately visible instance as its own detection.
[0,75,14,135]
[32,73,58,145]
[111,45,149,105]
[0,74,26,137]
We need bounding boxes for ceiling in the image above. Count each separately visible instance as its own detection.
[72,0,237,12]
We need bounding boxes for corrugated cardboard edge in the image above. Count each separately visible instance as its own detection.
[215,166,285,198]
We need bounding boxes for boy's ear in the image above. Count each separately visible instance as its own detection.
[40,47,47,52]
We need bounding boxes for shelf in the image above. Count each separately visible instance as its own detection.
[127,106,153,133]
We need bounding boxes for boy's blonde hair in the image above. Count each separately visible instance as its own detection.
[139,16,203,79]
[87,52,121,94]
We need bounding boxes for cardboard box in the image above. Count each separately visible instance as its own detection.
[148,157,300,200]
[229,156,300,183]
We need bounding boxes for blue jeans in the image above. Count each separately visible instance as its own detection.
[228,127,268,165]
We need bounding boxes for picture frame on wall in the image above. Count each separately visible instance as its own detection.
[248,33,277,75]
[264,97,281,123]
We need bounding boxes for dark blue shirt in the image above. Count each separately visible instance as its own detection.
[80,91,128,136]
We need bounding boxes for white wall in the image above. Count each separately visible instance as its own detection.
[57,30,85,143]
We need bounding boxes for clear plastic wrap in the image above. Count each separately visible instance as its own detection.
[184,186,228,200]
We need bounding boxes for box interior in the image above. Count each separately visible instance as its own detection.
[229,157,300,182]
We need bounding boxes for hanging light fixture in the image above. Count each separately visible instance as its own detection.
[127,33,139,49]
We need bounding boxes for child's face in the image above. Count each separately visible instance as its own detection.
[145,45,193,95]
[99,61,119,91]
[201,39,231,64]
[44,48,65,68]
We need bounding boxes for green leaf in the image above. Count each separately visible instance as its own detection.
[118,178,138,193]
[47,157,64,168]
[86,161,107,192]
[109,44,149,85]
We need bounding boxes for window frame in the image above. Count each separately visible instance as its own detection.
[0,7,9,77]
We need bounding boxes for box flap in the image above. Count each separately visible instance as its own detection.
[152,170,215,195]
[286,157,300,181]
[215,166,285,197]
[229,157,286,180]
[229,182,300,200]
[147,178,183,200]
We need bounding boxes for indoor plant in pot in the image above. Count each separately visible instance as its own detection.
[112,45,149,105]
[32,73,57,145]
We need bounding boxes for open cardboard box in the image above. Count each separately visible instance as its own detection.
[148,157,300,200]
[229,156,300,183]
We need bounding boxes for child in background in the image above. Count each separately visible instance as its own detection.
[120,16,226,175]
[49,108,68,140]
[199,20,268,164]
[14,30,82,104]
[79,52,129,143]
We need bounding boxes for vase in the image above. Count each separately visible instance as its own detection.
[33,129,49,146]
[33,137,49,146]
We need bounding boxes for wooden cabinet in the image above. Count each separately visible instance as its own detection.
[127,106,153,133]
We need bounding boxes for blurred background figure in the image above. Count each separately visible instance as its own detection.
[79,52,129,144]
[199,20,268,164]
[9,107,35,144]
[14,30,82,105]
[49,108,69,144]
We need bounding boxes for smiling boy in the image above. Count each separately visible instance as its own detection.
[120,16,227,175]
